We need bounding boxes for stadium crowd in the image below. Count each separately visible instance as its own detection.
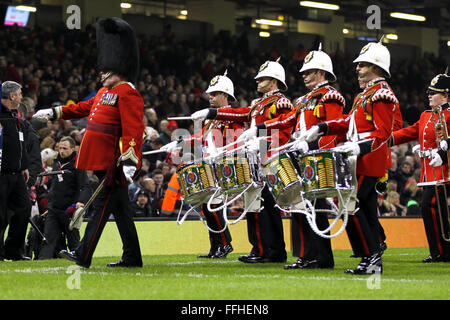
[1,23,448,220]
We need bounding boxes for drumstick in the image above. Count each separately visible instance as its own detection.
[269,141,297,154]
[216,135,271,152]
[142,149,166,155]
[167,116,193,120]
[330,139,372,152]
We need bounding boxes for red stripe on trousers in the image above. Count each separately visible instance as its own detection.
[298,214,304,258]
[255,214,263,257]
[84,190,113,264]
[212,211,227,246]
[431,194,444,255]
[352,216,370,256]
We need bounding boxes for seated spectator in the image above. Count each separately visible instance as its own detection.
[400,178,422,207]
[151,168,166,213]
[406,199,421,216]
[128,169,148,201]
[382,191,407,217]
[131,189,152,218]
[391,159,413,195]
[142,177,158,216]
[142,137,166,172]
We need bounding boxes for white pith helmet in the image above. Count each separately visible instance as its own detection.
[353,35,391,78]
[254,57,288,91]
[205,70,236,101]
[299,43,337,82]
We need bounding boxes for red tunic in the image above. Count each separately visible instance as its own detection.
[323,79,399,177]
[392,107,450,182]
[264,83,344,149]
[184,119,244,151]
[54,82,144,170]
[213,90,294,151]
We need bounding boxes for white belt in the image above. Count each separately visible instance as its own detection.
[358,132,373,139]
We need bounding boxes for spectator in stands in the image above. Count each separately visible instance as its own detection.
[128,169,148,202]
[158,119,178,145]
[151,168,166,214]
[382,191,406,217]
[131,189,152,218]
[142,137,166,172]
[392,159,414,195]
[142,177,158,216]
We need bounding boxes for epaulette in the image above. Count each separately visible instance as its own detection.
[320,90,345,106]
[372,89,398,104]
[276,97,294,110]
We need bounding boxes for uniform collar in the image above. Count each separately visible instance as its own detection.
[311,81,329,92]
[262,89,280,98]
[365,77,385,91]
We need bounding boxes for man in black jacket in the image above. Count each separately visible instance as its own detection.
[38,136,91,259]
[0,81,31,261]
[18,102,42,189]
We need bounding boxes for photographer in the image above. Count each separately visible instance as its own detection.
[38,136,91,260]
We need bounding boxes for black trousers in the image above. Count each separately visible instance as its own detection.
[202,204,232,253]
[421,185,450,259]
[0,172,31,259]
[74,173,142,267]
[291,198,334,267]
[345,176,381,257]
[38,209,80,260]
[245,186,286,259]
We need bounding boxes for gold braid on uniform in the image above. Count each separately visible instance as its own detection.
[53,106,63,120]
[119,138,139,165]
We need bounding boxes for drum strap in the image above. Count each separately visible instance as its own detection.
[346,111,358,142]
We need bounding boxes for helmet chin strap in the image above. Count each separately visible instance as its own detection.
[100,71,113,83]
[259,78,276,93]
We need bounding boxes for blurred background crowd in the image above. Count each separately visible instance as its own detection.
[1,23,446,219]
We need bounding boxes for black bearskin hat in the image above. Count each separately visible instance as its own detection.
[96,17,139,83]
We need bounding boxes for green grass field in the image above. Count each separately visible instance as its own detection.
[0,247,449,300]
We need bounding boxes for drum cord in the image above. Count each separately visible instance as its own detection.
[222,189,263,226]
[206,181,260,213]
[276,196,349,239]
[176,201,230,234]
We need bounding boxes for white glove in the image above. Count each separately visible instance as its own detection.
[429,152,443,167]
[191,109,210,122]
[161,140,179,153]
[412,144,421,155]
[238,126,258,142]
[123,165,136,183]
[440,140,448,151]
[246,138,260,154]
[32,108,54,122]
[303,125,321,142]
[336,141,360,156]
[293,140,309,154]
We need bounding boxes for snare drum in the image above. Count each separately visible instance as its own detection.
[262,149,303,206]
[214,150,263,195]
[298,150,354,199]
[177,161,217,204]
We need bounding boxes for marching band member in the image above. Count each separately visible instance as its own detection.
[166,72,240,259]
[391,71,450,262]
[303,39,399,274]
[239,45,344,269]
[192,58,294,263]
[33,18,144,268]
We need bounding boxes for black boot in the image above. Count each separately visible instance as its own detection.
[345,253,382,275]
